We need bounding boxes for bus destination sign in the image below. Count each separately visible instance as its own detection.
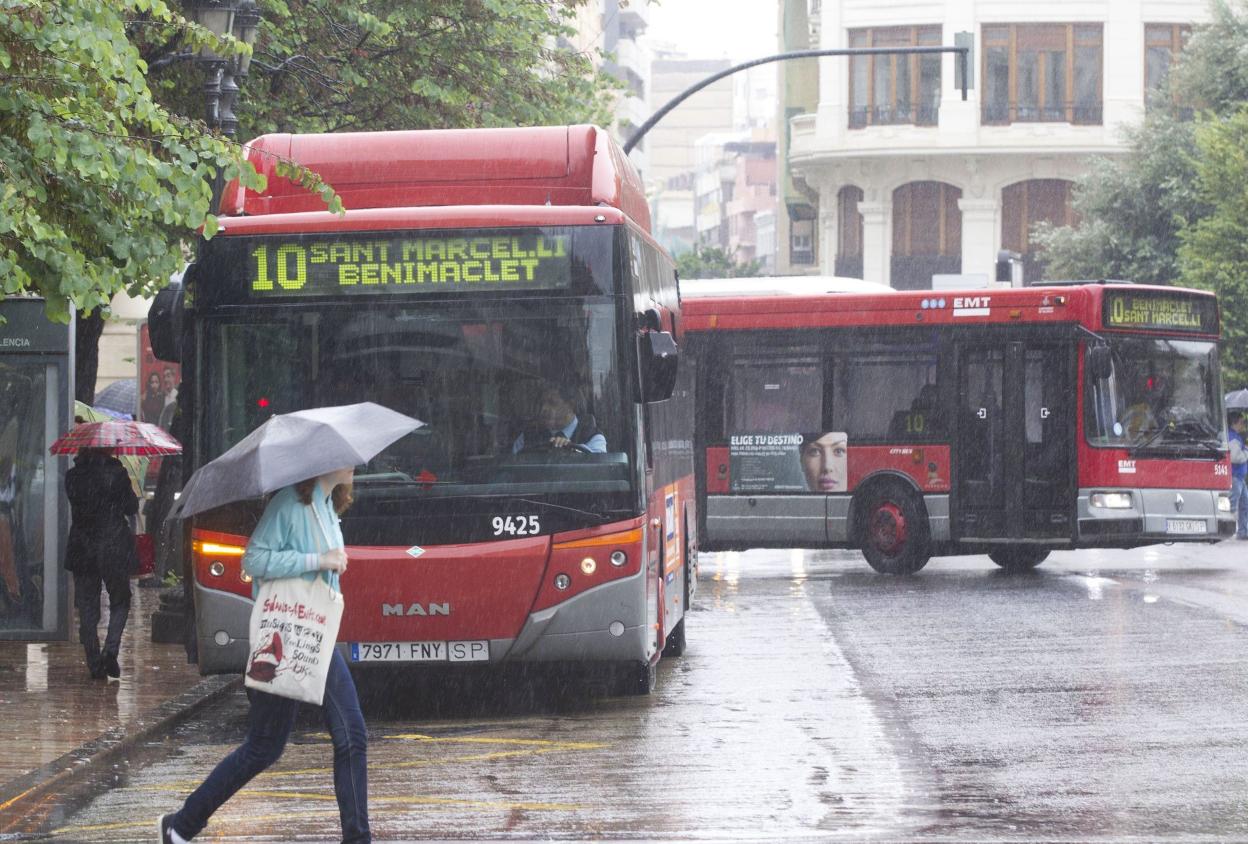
[247,232,572,297]
[1103,291,1217,334]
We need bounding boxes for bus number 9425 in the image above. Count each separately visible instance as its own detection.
[492,515,540,537]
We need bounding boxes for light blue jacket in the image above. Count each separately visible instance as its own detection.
[242,483,344,598]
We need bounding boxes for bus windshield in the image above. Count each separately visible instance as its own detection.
[202,300,634,506]
[1085,336,1223,450]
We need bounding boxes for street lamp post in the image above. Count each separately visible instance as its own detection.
[149,1,262,643]
[183,0,262,137]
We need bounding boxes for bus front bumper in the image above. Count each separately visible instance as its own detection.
[193,569,650,675]
[1077,487,1233,544]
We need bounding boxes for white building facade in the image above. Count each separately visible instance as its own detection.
[789,0,1208,289]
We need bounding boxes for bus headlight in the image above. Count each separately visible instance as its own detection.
[1090,492,1133,509]
[208,561,226,577]
[580,557,597,575]
[554,574,571,590]
[1218,493,1232,513]
[610,550,627,567]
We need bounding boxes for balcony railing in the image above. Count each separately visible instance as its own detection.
[848,104,939,129]
[981,102,1103,126]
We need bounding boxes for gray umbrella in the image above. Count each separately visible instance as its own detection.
[172,402,423,519]
[94,378,137,417]
[1227,389,1248,411]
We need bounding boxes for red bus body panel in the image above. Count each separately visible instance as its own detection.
[219,125,651,230]
[337,537,550,642]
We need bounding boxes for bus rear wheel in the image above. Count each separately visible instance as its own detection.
[988,547,1050,572]
[859,485,930,575]
[614,659,656,696]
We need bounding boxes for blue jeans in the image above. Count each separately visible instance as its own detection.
[1233,475,1248,538]
[170,649,370,842]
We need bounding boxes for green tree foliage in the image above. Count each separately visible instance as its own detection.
[1030,114,1204,284]
[144,0,620,138]
[1178,109,1248,384]
[0,0,266,322]
[675,246,761,280]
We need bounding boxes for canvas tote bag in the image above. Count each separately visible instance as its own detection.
[243,502,344,705]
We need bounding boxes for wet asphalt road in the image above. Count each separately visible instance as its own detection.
[24,542,1248,842]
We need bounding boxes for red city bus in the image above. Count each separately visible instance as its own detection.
[151,126,696,694]
[683,280,1232,573]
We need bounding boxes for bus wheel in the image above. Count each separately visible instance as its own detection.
[662,618,686,657]
[859,485,930,575]
[614,659,656,696]
[988,548,1050,572]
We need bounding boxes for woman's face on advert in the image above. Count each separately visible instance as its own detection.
[801,433,847,492]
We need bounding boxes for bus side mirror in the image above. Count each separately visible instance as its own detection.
[1087,345,1112,380]
[149,279,185,363]
[641,330,679,403]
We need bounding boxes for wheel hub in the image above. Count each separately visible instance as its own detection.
[869,502,907,555]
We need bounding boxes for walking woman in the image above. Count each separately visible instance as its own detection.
[65,447,139,679]
[160,466,370,843]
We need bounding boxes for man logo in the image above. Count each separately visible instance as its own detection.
[382,602,451,617]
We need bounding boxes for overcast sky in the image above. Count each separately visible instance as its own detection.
[643,0,779,62]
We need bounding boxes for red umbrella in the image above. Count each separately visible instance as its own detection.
[49,420,182,457]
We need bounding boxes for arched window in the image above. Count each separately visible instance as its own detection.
[1001,179,1075,281]
[836,186,864,279]
[891,181,961,290]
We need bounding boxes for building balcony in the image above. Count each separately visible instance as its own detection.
[848,104,939,129]
[617,2,648,32]
[981,102,1103,126]
[790,101,1122,165]
[614,37,647,78]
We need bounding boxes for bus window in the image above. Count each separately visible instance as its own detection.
[727,359,823,434]
[831,344,939,441]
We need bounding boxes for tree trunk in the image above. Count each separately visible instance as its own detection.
[75,310,106,406]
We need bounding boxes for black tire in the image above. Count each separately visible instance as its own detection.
[614,659,656,696]
[662,617,686,657]
[988,547,1050,572]
[858,484,931,575]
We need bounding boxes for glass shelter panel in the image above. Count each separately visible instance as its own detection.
[0,362,56,634]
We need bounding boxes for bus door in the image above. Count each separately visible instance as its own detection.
[955,341,1074,541]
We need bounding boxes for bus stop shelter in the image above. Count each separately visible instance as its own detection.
[0,299,73,640]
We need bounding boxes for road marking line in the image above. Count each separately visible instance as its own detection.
[132,784,583,811]
[138,744,596,789]
[387,734,606,748]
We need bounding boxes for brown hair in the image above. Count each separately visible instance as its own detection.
[294,478,354,515]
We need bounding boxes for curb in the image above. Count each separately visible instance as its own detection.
[0,673,241,819]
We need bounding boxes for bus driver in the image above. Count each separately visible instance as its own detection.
[512,382,606,454]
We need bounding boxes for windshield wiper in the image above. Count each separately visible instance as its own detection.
[511,497,614,523]
[1130,417,1225,456]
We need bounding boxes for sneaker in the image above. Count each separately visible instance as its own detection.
[159,813,189,843]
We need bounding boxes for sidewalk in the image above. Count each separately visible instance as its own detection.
[0,584,238,817]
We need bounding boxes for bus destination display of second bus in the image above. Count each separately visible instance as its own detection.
[1103,291,1217,334]
[246,232,572,297]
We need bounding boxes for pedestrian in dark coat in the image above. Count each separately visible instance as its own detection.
[65,447,138,679]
